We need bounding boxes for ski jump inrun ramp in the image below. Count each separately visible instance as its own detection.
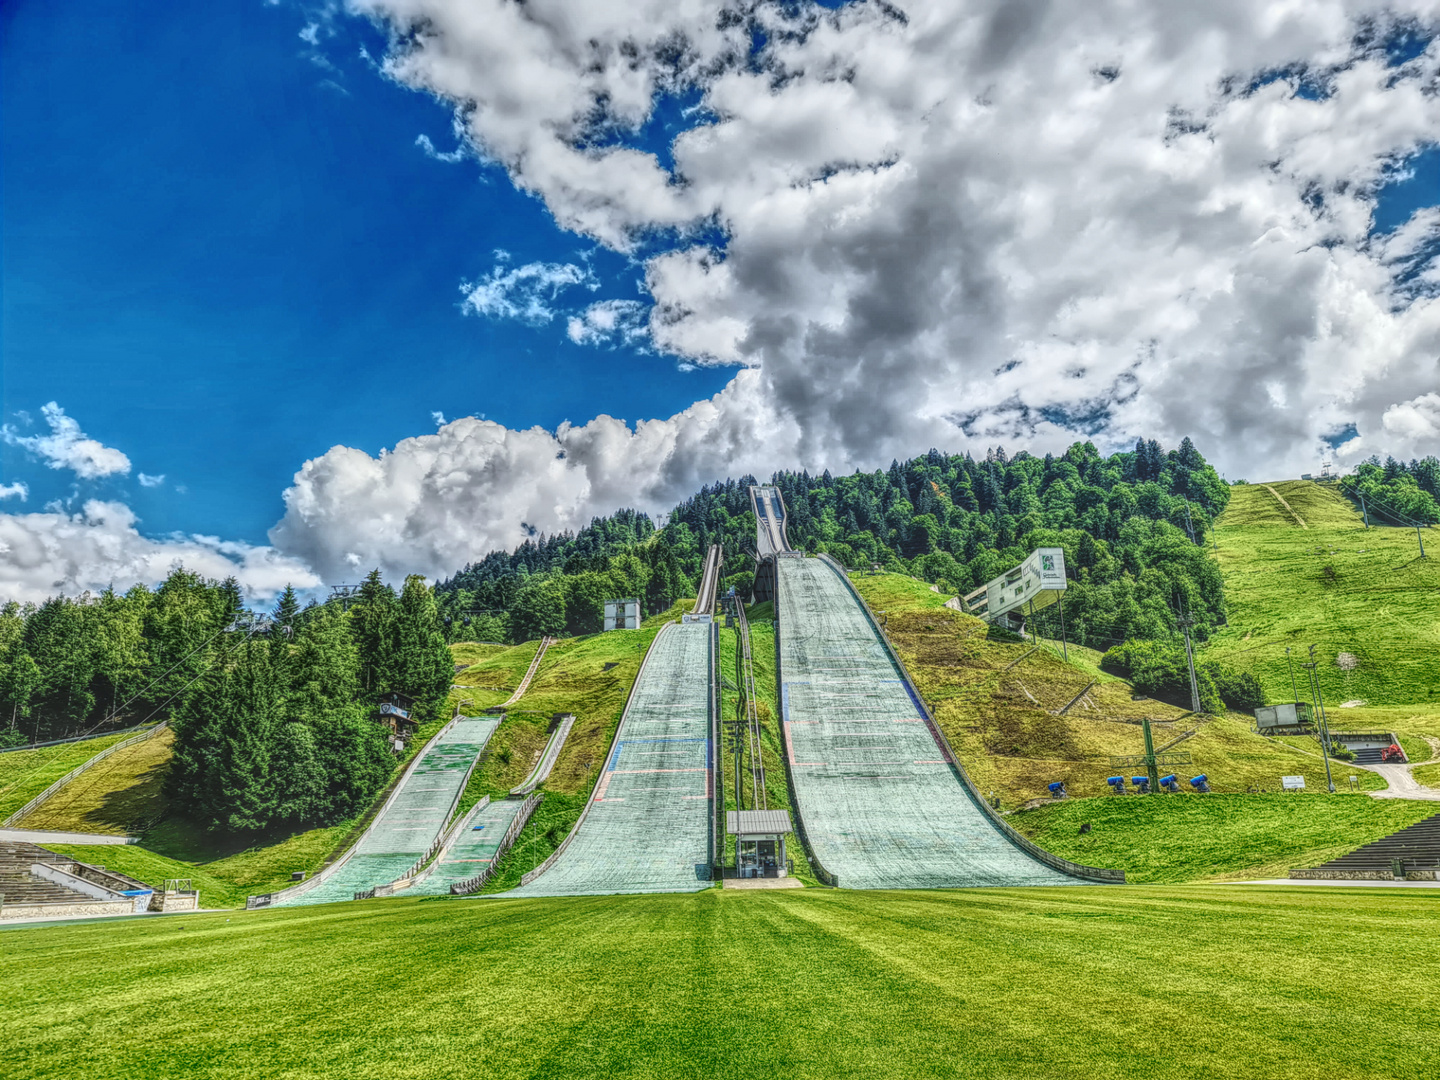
[503,620,715,897]
[777,555,1121,888]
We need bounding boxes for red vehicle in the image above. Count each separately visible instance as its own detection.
[1380,744,1406,763]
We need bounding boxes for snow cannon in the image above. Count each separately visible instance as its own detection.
[1106,776,1126,793]
[1190,775,1211,793]
[1047,781,1068,799]
[1131,776,1150,794]
[1159,774,1180,793]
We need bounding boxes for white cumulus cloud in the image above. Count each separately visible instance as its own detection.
[0,501,320,605]
[0,482,28,502]
[566,299,650,348]
[460,257,595,323]
[261,0,1440,578]
[3,402,132,479]
[138,473,166,488]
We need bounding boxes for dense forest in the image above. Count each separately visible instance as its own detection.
[0,570,452,832]
[1340,455,1440,524]
[438,437,1232,651]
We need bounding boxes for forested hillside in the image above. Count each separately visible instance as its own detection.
[0,570,452,834]
[438,437,1232,650]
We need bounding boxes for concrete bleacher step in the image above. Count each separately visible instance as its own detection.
[1315,814,1440,871]
[0,841,100,907]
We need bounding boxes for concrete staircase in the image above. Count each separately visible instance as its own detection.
[0,840,149,919]
[1292,814,1440,880]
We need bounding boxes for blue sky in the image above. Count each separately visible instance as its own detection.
[2,0,730,544]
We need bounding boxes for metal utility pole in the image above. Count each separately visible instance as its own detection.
[1178,614,1202,714]
[1286,647,1300,705]
[1141,717,1160,793]
[1417,525,1427,559]
[1359,492,1369,528]
[1303,646,1336,794]
[1057,594,1069,662]
[725,719,746,811]
[1183,501,1196,544]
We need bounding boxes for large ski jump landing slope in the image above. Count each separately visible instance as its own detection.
[504,621,714,897]
[778,558,1074,889]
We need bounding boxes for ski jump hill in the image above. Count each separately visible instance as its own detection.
[503,547,723,897]
[756,486,1121,888]
[251,716,502,908]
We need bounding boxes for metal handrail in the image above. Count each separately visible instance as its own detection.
[820,555,1124,884]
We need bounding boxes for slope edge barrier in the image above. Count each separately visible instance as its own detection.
[816,554,1124,884]
[450,792,544,895]
[510,716,575,796]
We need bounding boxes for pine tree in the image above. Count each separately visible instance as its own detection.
[394,576,454,719]
[349,569,399,699]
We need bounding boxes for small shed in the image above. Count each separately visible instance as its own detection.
[376,692,419,737]
[727,809,793,879]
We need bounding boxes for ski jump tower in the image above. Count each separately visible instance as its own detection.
[748,484,794,603]
[961,547,1068,634]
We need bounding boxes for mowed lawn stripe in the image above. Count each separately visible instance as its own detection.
[4,886,1437,1079]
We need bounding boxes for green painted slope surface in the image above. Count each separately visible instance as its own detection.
[4,888,1436,1080]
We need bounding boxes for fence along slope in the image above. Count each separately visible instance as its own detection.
[502,621,715,897]
[778,556,1118,889]
[500,637,554,708]
[263,716,501,907]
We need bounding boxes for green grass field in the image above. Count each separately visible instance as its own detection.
[18,728,174,834]
[0,729,143,820]
[3,886,1436,1080]
[1205,480,1440,707]
[1012,794,1437,882]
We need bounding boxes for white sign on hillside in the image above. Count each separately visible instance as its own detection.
[1281,775,1306,790]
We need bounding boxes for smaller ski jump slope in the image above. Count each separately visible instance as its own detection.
[274,716,500,907]
[393,797,527,897]
[504,622,714,897]
[779,558,1078,889]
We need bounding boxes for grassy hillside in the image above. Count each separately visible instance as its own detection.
[1012,795,1437,883]
[18,728,174,835]
[850,573,1344,807]
[0,730,144,821]
[1205,480,1440,707]
[4,887,1436,1080]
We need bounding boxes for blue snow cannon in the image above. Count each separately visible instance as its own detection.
[1159,774,1180,792]
[1047,781,1068,798]
[1190,774,1211,793]
[1131,776,1150,794]
[1106,776,1126,793]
